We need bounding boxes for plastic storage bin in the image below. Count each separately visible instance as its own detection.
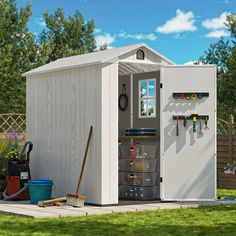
[119,172,157,186]
[119,185,157,200]
[119,145,157,159]
[119,158,157,172]
[28,180,53,204]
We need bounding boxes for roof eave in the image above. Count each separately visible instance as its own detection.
[23,61,102,77]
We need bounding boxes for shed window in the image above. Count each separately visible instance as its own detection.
[139,79,156,118]
[136,49,145,60]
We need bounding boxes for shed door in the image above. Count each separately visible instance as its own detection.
[160,66,216,201]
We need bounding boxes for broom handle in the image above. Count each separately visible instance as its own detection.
[76,126,93,195]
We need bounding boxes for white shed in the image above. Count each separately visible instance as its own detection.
[24,43,217,205]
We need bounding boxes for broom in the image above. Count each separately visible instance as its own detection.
[67,126,93,207]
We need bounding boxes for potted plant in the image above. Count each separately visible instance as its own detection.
[224,162,236,175]
[0,133,22,197]
[0,140,7,195]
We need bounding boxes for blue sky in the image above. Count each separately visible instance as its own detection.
[17,0,236,64]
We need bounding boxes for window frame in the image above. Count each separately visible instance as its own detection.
[136,49,145,60]
[138,78,156,118]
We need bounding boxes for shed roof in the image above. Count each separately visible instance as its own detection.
[23,43,175,76]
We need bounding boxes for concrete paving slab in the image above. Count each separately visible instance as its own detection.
[1,200,236,218]
[64,206,113,216]
[199,201,222,206]
[180,203,199,208]
[137,203,161,210]
[158,203,182,210]
[101,206,137,213]
[36,207,87,217]
[121,204,157,212]
[218,200,236,205]
[0,206,59,219]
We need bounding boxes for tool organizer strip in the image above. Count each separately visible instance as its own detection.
[173,115,209,120]
[173,92,209,100]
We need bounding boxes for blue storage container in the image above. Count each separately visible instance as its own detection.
[28,180,53,204]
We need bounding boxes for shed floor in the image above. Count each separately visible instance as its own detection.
[0,200,235,219]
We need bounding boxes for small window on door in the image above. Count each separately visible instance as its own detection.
[139,79,156,118]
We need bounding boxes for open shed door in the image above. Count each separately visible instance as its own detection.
[160,65,217,201]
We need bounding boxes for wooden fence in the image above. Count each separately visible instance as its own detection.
[217,115,236,189]
[0,113,234,188]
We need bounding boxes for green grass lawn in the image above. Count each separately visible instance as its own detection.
[217,188,236,198]
[0,189,236,236]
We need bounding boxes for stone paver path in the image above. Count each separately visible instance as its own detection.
[0,200,235,219]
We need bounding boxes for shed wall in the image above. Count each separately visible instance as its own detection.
[26,65,103,204]
[101,63,119,204]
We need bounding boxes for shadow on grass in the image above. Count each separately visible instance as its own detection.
[0,205,236,236]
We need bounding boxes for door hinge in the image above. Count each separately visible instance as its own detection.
[160,177,163,182]
[160,83,163,88]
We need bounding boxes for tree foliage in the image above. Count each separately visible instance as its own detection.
[0,0,37,113]
[39,8,96,64]
[0,2,96,113]
[199,14,236,119]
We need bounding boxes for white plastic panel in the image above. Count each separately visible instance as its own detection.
[160,65,216,201]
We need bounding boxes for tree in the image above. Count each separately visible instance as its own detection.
[39,8,96,64]
[0,0,37,113]
[199,14,236,119]
[99,43,108,51]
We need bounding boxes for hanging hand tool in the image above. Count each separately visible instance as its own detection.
[176,116,179,136]
[197,93,203,99]
[183,116,187,128]
[173,93,179,99]
[179,93,185,99]
[185,94,191,100]
[204,117,209,130]
[191,94,198,100]
[199,119,203,135]
[192,114,197,133]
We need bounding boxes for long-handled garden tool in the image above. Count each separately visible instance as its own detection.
[38,197,67,207]
[199,119,203,135]
[176,116,179,136]
[192,114,197,133]
[66,126,93,207]
[204,117,209,130]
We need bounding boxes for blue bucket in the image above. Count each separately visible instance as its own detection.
[28,180,53,204]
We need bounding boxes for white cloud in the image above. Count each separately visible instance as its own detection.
[118,31,157,41]
[184,61,197,65]
[34,17,46,29]
[156,9,197,34]
[205,29,230,38]
[95,34,115,47]
[202,12,229,30]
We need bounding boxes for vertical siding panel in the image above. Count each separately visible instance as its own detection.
[101,63,119,204]
[27,64,103,204]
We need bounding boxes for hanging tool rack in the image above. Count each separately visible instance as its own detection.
[173,92,209,100]
[172,114,209,120]
[173,114,209,135]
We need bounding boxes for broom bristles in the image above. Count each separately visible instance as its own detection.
[66,194,86,207]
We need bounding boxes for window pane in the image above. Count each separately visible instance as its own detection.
[140,100,148,116]
[148,80,155,97]
[148,99,156,116]
[140,81,147,98]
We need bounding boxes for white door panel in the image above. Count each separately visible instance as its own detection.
[160,65,217,200]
